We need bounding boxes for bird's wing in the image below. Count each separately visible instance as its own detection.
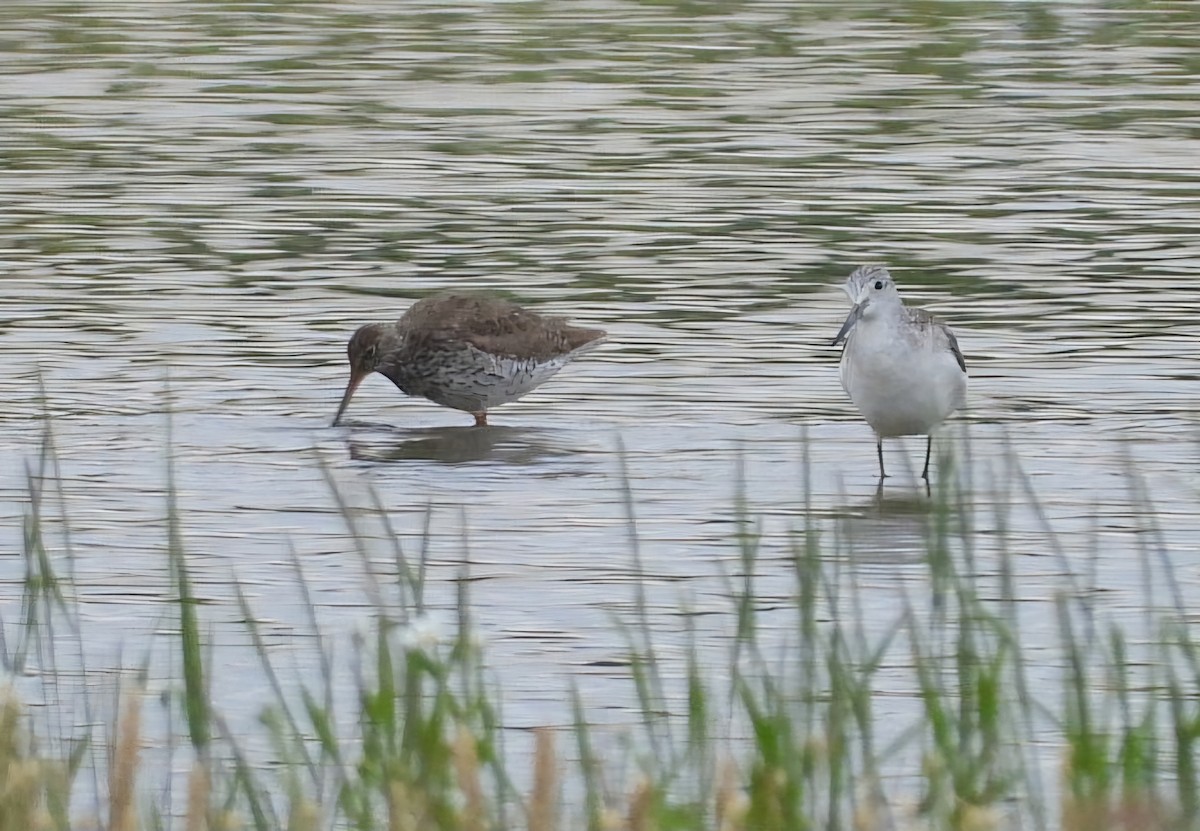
[908,307,966,373]
[405,293,605,362]
[944,327,966,373]
[463,311,605,362]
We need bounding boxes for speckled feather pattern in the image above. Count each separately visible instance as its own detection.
[398,293,606,362]
[374,293,606,413]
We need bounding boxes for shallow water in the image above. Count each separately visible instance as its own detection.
[2,0,1200,810]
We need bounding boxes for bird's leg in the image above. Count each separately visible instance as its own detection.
[921,434,932,481]
[876,435,887,479]
[473,411,488,427]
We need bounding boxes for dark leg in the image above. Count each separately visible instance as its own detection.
[921,434,932,481]
[876,436,887,479]
[473,411,488,427]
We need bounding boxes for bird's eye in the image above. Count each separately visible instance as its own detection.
[364,345,377,361]
[874,280,884,290]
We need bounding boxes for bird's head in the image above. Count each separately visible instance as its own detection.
[333,323,396,426]
[831,264,899,345]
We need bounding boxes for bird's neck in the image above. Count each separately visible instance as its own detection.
[864,303,905,328]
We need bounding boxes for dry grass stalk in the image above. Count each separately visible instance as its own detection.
[528,727,557,831]
[0,693,42,831]
[387,781,423,831]
[954,803,1000,831]
[286,796,321,831]
[715,759,746,831]
[852,775,896,831]
[211,809,244,831]
[626,777,654,831]
[598,807,625,831]
[109,688,143,831]
[185,761,210,831]
[1062,793,1178,831]
[0,692,19,762]
[0,760,41,831]
[453,726,487,831]
[387,782,402,831]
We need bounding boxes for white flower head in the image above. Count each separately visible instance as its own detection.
[399,612,447,653]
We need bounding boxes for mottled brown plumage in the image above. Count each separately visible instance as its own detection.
[397,292,605,361]
[333,292,607,427]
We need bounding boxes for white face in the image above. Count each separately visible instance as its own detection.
[852,271,900,313]
[832,265,899,346]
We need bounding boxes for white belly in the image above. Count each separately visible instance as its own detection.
[840,324,966,437]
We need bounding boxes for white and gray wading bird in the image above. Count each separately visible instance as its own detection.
[830,264,967,480]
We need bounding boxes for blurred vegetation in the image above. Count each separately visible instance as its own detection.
[3,416,1198,830]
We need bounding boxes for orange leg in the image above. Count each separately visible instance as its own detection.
[472,412,488,427]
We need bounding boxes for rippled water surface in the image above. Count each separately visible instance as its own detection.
[3,0,1200,800]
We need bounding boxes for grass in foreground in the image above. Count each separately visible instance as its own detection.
[2,419,1198,831]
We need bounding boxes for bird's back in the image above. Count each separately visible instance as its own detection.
[901,307,966,374]
[400,292,606,362]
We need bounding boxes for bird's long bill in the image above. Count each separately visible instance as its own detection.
[831,302,864,346]
[332,370,366,426]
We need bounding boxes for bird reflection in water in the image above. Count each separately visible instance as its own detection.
[344,424,577,466]
[833,489,945,566]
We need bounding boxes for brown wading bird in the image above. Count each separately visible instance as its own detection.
[333,292,607,427]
